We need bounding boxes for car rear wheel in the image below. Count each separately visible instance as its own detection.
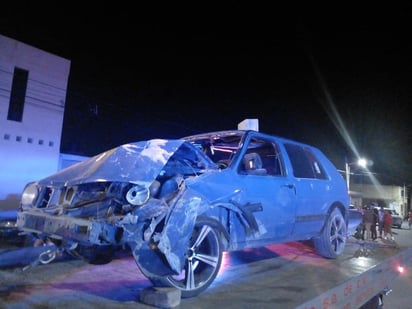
[151,217,223,298]
[313,208,347,258]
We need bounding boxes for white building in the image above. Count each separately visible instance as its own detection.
[0,34,71,210]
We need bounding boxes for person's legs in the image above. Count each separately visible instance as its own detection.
[361,224,366,240]
[371,224,377,240]
[378,222,383,237]
[365,223,372,240]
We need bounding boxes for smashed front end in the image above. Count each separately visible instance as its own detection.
[16,139,217,276]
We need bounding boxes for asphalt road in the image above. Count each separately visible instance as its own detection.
[1,224,412,308]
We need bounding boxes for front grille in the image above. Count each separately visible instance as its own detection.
[24,215,46,230]
[38,187,53,208]
[76,224,89,235]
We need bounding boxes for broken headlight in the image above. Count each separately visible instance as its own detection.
[20,182,39,210]
[125,184,150,206]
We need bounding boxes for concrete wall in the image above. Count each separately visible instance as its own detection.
[0,34,71,209]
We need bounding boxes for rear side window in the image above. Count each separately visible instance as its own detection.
[284,143,328,179]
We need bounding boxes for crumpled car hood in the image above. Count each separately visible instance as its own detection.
[39,139,187,187]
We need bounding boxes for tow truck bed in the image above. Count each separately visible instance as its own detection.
[180,237,412,308]
[1,237,411,308]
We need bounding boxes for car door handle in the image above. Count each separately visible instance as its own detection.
[282,184,296,194]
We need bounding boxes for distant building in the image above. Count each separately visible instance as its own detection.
[351,183,408,218]
[0,34,72,210]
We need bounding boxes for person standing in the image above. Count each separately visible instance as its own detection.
[371,207,378,240]
[362,205,375,240]
[378,206,385,238]
[408,210,412,230]
[383,209,394,240]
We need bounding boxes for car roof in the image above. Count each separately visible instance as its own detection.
[182,130,322,150]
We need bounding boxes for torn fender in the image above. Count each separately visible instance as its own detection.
[132,191,210,276]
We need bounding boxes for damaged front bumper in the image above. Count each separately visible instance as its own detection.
[16,199,188,277]
[17,211,121,246]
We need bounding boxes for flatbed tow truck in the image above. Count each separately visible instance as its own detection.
[1,232,412,308]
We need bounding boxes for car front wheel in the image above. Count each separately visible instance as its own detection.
[151,217,223,298]
[313,207,347,258]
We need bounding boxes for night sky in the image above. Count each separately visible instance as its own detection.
[2,4,412,184]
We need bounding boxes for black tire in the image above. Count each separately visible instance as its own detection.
[68,244,115,265]
[313,208,347,258]
[151,217,223,298]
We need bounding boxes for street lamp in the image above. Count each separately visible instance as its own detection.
[345,158,370,191]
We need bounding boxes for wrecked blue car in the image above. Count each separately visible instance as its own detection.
[16,130,351,298]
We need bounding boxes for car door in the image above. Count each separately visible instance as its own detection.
[235,134,297,242]
[281,142,333,238]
